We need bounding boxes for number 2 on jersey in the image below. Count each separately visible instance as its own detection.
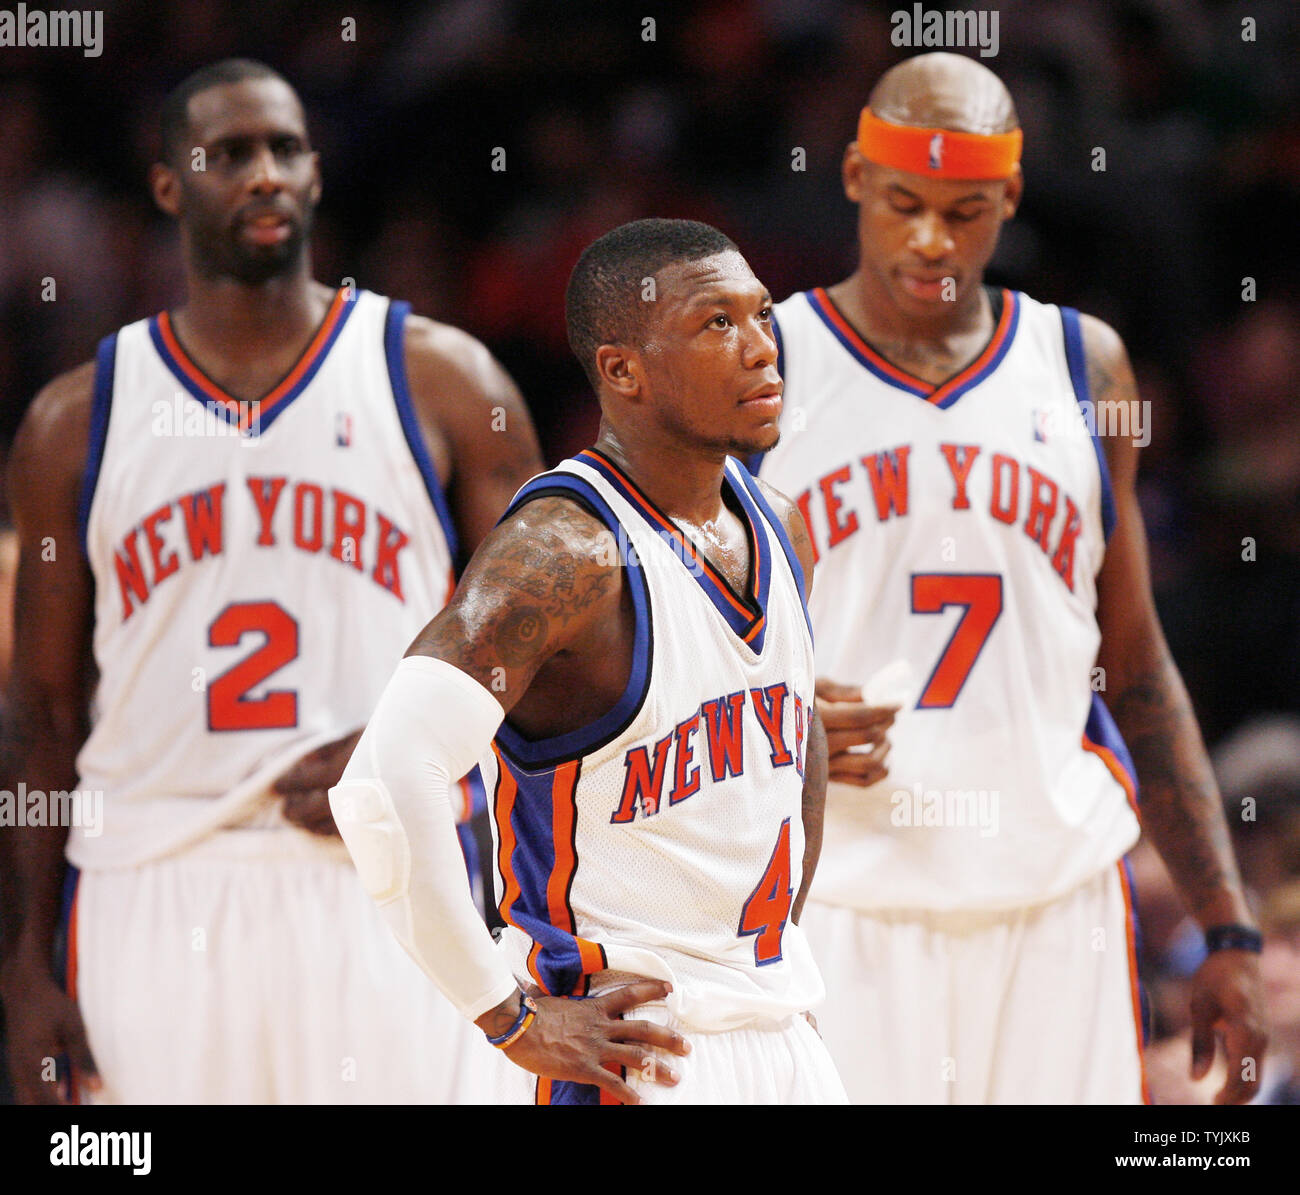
[911,573,1003,709]
[207,601,299,731]
[738,818,793,966]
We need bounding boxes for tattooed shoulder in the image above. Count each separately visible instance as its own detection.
[410,496,622,691]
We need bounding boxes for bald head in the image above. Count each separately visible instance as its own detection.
[869,53,1018,135]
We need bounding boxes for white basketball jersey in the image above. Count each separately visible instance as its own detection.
[72,289,464,868]
[756,288,1141,912]
[479,451,824,1035]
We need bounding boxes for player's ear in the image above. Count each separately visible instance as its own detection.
[843,142,868,203]
[308,150,322,207]
[150,161,182,219]
[594,344,643,402]
[1002,165,1022,220]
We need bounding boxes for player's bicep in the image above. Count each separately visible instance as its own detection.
[1095,471,1167,694]
[404,319,545,555]
[405,496,620,713]
[1082,315,1165,682]
[447,364,545,553]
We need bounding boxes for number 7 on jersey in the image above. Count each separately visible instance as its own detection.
[911,573,1003,709]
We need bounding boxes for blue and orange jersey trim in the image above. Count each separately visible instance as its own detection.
[148,286,358,435]
[576,448,774,651]
[805,286,1020,410]
[536,1073,623,1105]
[1060,305,1117,541]
[60,867,81,1104]
[78,332,117,558]
[1117,859,1153,1104]
[384,298,461,567]
[1082,692,1140,816]
[1084,693,1147,1103]
[731,461,813,645]
[492,745,607,998]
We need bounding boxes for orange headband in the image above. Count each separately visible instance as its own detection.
[857,108,1022,179]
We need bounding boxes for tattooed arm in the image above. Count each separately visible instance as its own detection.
[351,495,688,1103]
[1085,314,1266,1104]
[405,494,623,715]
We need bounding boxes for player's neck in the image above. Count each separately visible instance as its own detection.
[831,267,992,349]
[173,266,331,361]
[594,423,728,526]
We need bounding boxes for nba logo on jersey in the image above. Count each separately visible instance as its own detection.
[335,412,353,447]
[928,133,944,170]
[1033,409,1051,443]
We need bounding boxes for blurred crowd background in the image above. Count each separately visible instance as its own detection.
[0,0,1297,1104]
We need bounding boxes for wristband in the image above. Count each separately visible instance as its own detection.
[486,993,538,1048]
[1204,924,1263,954]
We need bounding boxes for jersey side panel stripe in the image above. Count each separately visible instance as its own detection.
[78,332,117,555]
[1060,306,1117,540]
[493,749,605,997]
[383,298,461,564]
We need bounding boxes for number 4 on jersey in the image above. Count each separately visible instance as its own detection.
[738,818,793,966]
[911,573,1003,709]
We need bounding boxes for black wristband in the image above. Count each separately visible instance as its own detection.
[1204,924,1263,954]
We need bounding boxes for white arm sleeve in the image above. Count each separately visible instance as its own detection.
[328,654,519,1022]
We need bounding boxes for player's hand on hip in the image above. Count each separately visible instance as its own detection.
[492,980,690,1104]
[1188,949,1268,1105]
[272,729,364,836]
[815,678,897,787]
[0,961,99,1104]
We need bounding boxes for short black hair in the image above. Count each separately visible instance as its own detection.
[565,218,739,390]
[160,59,290,165]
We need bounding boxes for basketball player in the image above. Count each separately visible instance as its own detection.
[0,59,544,1104]
[328,219,847,1104]
[751,53,1266,1103]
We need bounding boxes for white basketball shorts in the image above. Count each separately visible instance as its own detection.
[800,861,1149,1104]
[68,825,498,1104]
[490,989,848,1105]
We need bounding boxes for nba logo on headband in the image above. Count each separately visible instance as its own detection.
[928,133,944,171]
[858,109,1022,179]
